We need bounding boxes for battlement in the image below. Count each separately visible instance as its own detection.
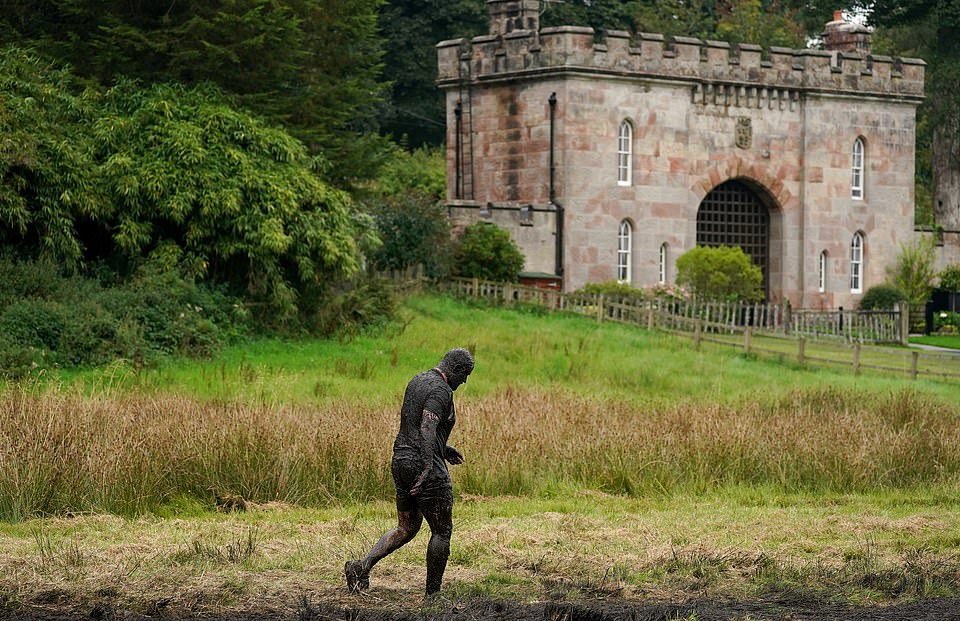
[437,27,925,101]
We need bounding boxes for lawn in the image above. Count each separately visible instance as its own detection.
[3,293,960,619]
[910,334,960,350]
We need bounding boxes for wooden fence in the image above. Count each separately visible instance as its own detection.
[439,277,906,344]
[403,275,960,382]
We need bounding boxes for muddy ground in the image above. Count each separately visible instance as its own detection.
[6,595,960,621]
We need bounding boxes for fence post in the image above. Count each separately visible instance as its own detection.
[694,319,702,351]
[472,277,479,297]
[911,351,919,381]
[798,337,806,365]
[783,300,792,334]
[647,304,655,330]
[503,282,513,305]
[898,303,911,345]
[744,327,752,354]
[853,343,861,376]
[597,294,605,324]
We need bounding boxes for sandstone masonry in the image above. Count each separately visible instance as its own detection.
[438,1,925,308]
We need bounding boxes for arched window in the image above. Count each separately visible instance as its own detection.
[818,250,828,293]
[617,120,632,186]
[851,137,865,200]
[658,243,668,285]
[850,233,864,293]
[617,220,632,283]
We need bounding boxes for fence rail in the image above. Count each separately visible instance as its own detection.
[388,275,958,382]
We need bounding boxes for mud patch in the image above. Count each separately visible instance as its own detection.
[5,595,960,621]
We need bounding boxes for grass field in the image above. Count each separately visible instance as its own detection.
[3,294,960,618]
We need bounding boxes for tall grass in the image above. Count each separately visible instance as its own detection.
[2,386,958,521]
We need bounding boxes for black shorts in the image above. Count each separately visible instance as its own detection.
[392,460,454,514]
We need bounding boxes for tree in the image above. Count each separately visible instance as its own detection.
[858,0,960,228]
[378,0,487,146]
[0,48,370,316]
[675,245,764,301]
[887,237,938,308]
[453,223,525,282]
[633,0,717,39]
[715,0,806,48]
[0,0,388,185]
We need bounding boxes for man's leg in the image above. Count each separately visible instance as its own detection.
[422,501,453,595]
[346,501,423,592]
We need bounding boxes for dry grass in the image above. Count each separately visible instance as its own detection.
[1,385,959,520]
[1,494,959,618]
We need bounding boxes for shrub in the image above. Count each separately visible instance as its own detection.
[859,284,907,311]
[366,191,452,278]
[576,281,648,302]
[934,311,960,334]
[452,223,525,283]
[309,276,397,338]
[675,246,763,302]
[887,237,937,308]
[0,257,248,378]
[940,265,960,292]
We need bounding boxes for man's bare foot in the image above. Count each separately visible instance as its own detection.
[344,560,369,593]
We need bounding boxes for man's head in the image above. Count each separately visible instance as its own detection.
[437,348,474,389]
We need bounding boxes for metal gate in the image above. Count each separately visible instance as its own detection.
[696,180,770,292]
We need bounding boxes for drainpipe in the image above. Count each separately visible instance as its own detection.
[549,92,564,277]
[454,100,463,200]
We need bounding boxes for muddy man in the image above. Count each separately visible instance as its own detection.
[345,347,474,596]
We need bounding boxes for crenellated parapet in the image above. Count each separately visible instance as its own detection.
[437,27,925,101]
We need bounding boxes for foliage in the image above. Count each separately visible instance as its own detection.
[576,280,648,302]
[886,237,938,308]
[939,264,960,291]
[0,49,370,318]
[0,0,388,185]
[715,0,805,48]
[309,276,397,338]
[366,192,452,277]
[370,146,446,200]
[378,0,487,146]
[633,0,717,38]
[675,245,763,302]
[934,311,960,334]
[0,257,246,378]
[452,222,525,282]
[858,284,907,310]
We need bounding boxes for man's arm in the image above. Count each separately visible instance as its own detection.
[409,409,440,497]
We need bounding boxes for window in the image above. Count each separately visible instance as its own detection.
[851,137,864,200]
[659,243,668,285]
[617,120,632,186]
[617,220,632,283]
[850,233,863,293]
[818,250,827,293]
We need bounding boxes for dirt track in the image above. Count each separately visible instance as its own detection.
[6,596,960,621]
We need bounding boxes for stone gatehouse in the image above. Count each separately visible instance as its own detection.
[437,1,925,308]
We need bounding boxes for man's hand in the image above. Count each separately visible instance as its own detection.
[410,471,429,497]
[444,445,465,465]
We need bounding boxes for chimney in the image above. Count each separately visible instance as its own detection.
[487,0,540,36]
[823,10,872,53]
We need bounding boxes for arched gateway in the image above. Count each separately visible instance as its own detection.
[696,180,772,294]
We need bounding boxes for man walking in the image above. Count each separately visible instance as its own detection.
[345,347,474,596]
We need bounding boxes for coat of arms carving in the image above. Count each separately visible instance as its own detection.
[735,117,752,149]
